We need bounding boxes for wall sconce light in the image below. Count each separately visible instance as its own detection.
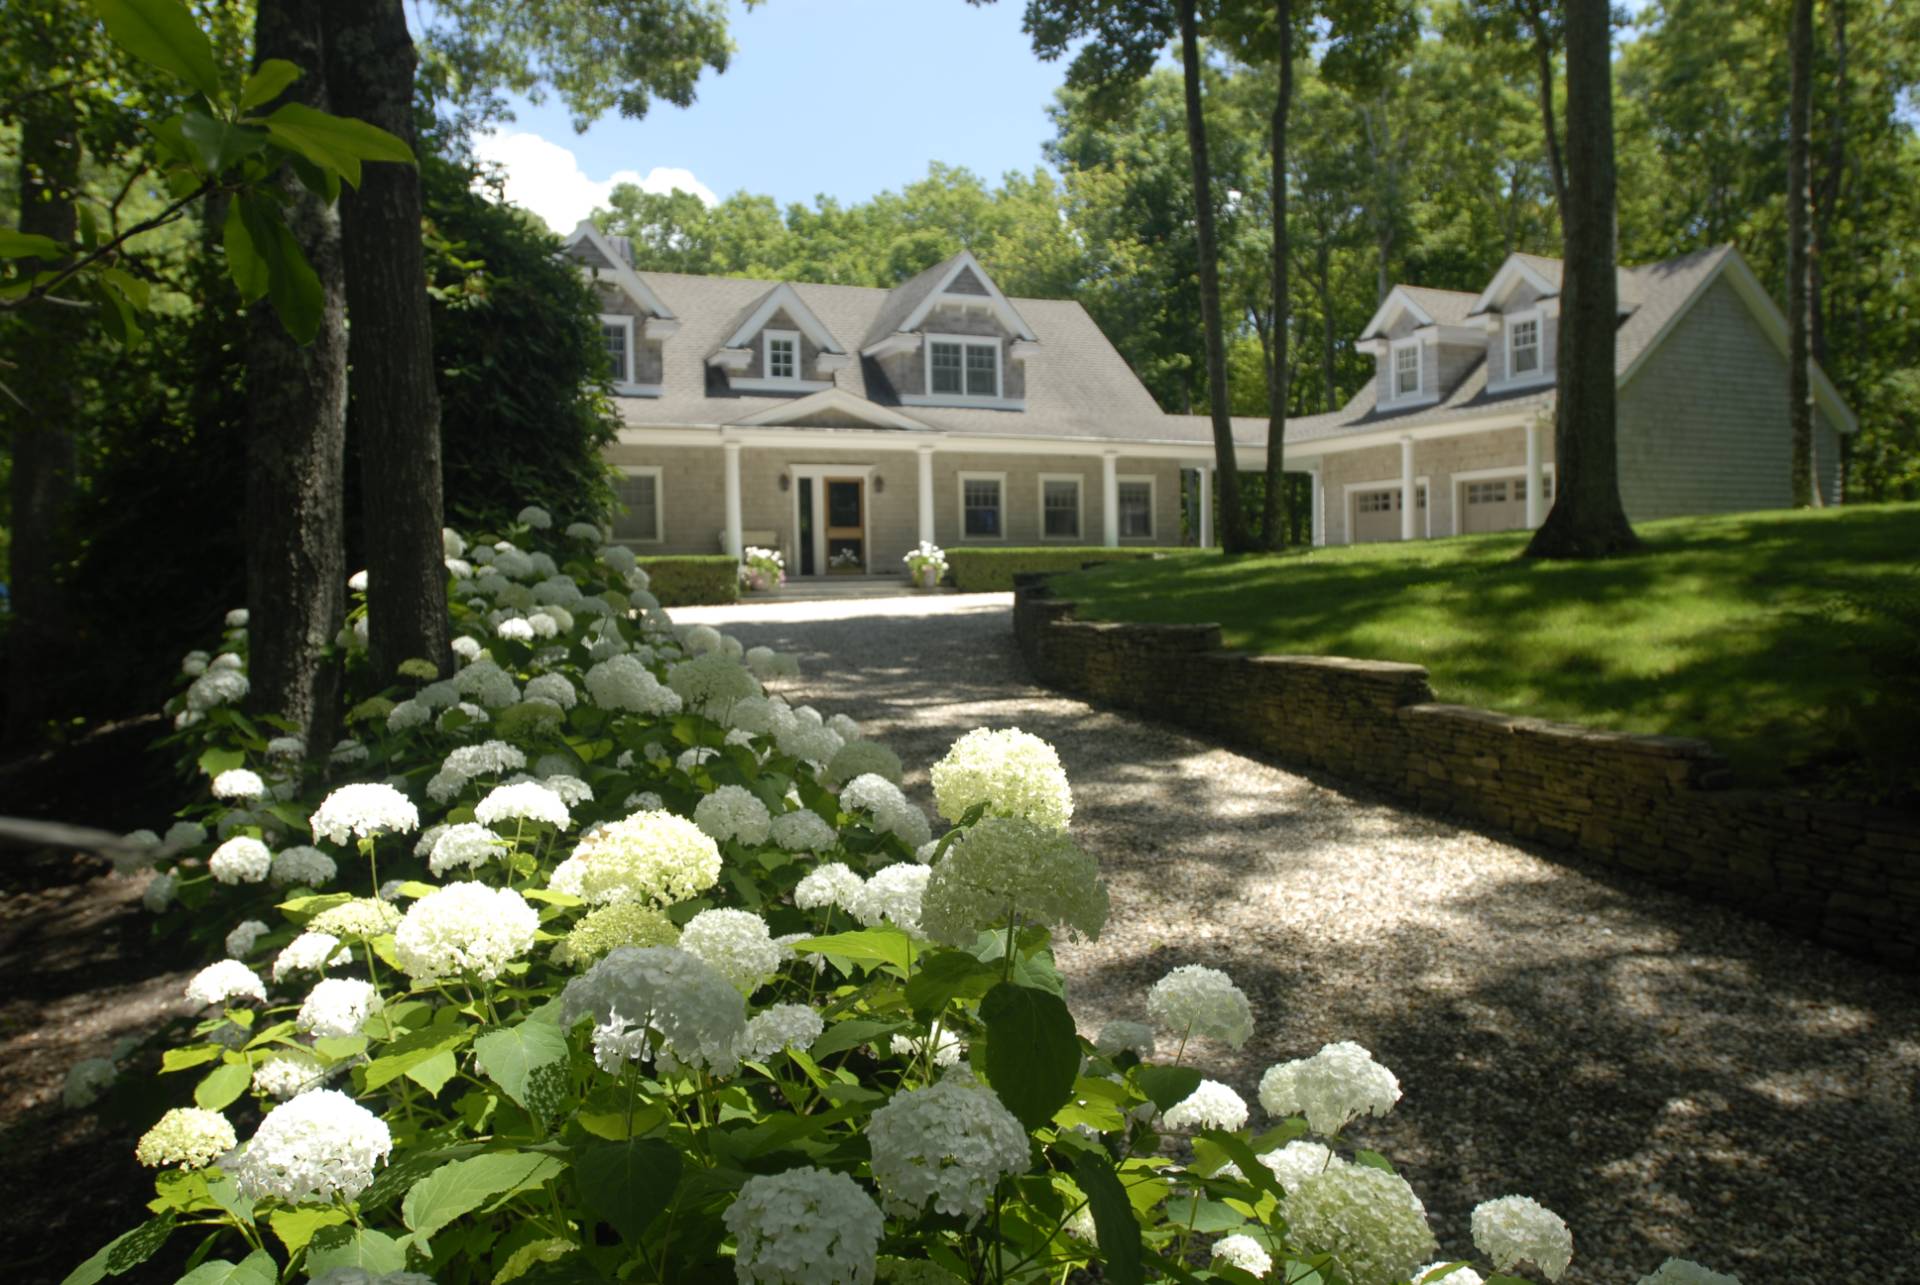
[873,475,885,494]
[778,473,790,492]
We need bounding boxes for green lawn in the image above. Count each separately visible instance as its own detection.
[1051,503,1920,786]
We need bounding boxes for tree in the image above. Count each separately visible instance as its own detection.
[1523,0,1638,558]
[1787,0,1815,506]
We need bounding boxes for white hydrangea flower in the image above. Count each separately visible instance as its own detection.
[1212,1234,1274,1277]
[1414,1265,1487,1285]
[496,617,536,643]
[273,931,349,983]
[181,649,210,676]
[309,897,401,939]
[186,668,249,712]
[919,816,1107,948]
[561,946,747,1075]
[723,1166,884,1285]
[425,822,509,875]
[769,809,838,855]
[310,782,419,845]
[531,772,593,807]
[454,659,521,708]
[667,651,762,712]
[681,624,724,655]
[623,790,664,812]
[525,673,578,709]
[1634,1259,1742,1285]
[225,919,270,959]
[228,1089,392,1205]
[64,1057,117,1109]
[795,861,865,912]
[694,784,772,846]
[824,740,904,787]
[1471,1196,1573,1282]
[225,608,249,628]
[679,908,782,992]
[1258,1042,1401,1136]
[215,808,259,840]
[475,780,571,830]
[849,862,931,937]
[297,978,380,1039]
[493,546,535,579]
[549,810,722,907]
[426,739,528,802]
[211,652,244,672]
[930,727,1072,831]
[447,557,474,579]
[776,720,844,768]
[1258,1140,1345,1194]
[841,773,932,847]
[601,543,637,575]
[186,960,267,1007]
[888,1022,964,1068]
[517,504,552,529]
[1146,965,1254,1049]
[1289,1165,1437,1285]
[865,1071,1030,1222]
[136,1108,236,1170]
[393,882,538,983]
[161,820,208,853]
[386,699,430,732]
[443,527,468,558]
[584,655,683,716]
[330,738,369,768]
[1163,1079,1249,1132]
[735,1003,826,1062]
[210,835,272,885]
[142,871,176,912]
[270,845,337,888]
[212,768,266,802]
[253,1056,324,1100]
[450,635,483,663]
[1094,1020,1155,1059]
[726,694,776,736]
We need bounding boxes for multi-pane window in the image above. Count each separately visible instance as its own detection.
[600,318,631,384]
[1465,480,1509,505]
[1042,478,1081,538]
[1509,316,1540,375]
[1117,480,1154,537]
[765,331,797,380]
[931,342,963,394]
[1356,487,1425,513]
[1393,342,1420,397]
[965,344,998,396]
[1514,474,1553,502]
[613,470,661,542]
[962,476,1003,537]
[930,338,1000,398]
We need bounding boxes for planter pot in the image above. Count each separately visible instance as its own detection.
[911,565,941,590]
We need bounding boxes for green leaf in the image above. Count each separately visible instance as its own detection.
[161,1044,224,1073]
[473,1022,571,1125]
[194,1060,252,1110]
[1352,1149,1396,1174]
[786,928,915,974]
[0,229,63,259]
[1069,1148,1142,1285]
[402,1151,565,1242]
[574,1138,682,1243]
[179,109,268,174]
[495,1238,580,1283]
[89,0,225,101]
[904,950,999,1021]
[100,266,151,311]
[234,194,322,344]
[304,1226,405,1275]
[1133,1065,1203,1114]
[174,1251,277,1285]
[1196,1131,1287,1204]
[262,102,414,189]
[60,1215,176,1285]
[407,1048,459,1095]
[363,1027,470,1090]
[278,892,352,922]
[808,1018,907,1059]
[1162,1195,1246,1233]
[1053,1076,1131,1132]
[979,980,1079,1131]
[239,59,302,111]
[268,1206,347,1257]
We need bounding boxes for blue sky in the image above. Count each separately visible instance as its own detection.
[474,0,1075,232]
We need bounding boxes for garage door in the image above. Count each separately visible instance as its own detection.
[1458,476,1549,534]
[1350,486,1424,543]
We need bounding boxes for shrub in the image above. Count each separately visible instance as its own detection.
[636,554,740,606]
[944,545,1190,592]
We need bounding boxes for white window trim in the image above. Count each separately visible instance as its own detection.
[1448,463,1556,536]
[923,332,1004,402]
[1341,476,1432,543]
[1493,307,1551,392]
[613,465,664,544]
[1036,472,1084,541]
[762,328,801,382]
[1387,338,1424,403]
[1115,473,1157,541]
[956,470,1009,543]
[789,463,877,577]
[599,314,650,396]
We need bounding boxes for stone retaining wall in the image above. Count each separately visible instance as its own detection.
[1013,578,1920,967]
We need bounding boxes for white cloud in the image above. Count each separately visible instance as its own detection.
[472,130,717,232]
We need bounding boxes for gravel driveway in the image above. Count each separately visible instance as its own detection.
[678,591,1920,1284]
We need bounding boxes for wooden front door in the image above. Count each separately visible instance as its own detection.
[823,477,866,574]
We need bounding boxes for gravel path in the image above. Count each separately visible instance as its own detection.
[678,592,1920,1284]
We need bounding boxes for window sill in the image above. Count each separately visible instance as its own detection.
[901,394,1025,412]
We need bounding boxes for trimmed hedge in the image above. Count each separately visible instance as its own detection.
[637,554,740,606]
[944,546,1190,593]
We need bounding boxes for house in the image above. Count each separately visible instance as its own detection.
[565,224,1855,569]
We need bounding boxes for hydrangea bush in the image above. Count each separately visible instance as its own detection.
[71,515,1741,1285]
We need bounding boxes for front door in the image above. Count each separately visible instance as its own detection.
[823,477,866,574]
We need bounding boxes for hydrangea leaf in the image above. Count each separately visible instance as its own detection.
[786,929,915,975]
[1067,1149,1142,1285]
[1133,1065,1203,1114]
[473,1022,571,1126]
[1162,1195,1247,1234]
[402,1151,566,1242]
[303,1226,406,1275]
[1054,1076,1131,1132]
[1195,1131,1287,1204]
[192,1060,251,1110]
[406,1049,460,1096]
[197,746,246,778]
[903,949,1000,1022]
[809,1018,909,1059]
[574,1138,682,1243]
[160,1044,223,1073]
[59,1214,176,1285]
[173,1251,277,1285]
[979,981,1080,1131]
[362,1026,471,1090]
[495,1238,582,1283]
[267,1206,348,1257]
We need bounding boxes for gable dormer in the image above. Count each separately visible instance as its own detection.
[861,251,1039,410]
[562,220,679,397]
[1357,285,1482,410]
[1472,254,1563,393]
[705,282,850,394]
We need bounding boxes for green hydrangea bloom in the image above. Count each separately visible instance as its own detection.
[918,816,1108,947]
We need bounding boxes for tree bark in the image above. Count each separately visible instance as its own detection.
[245,0,348,757]
[1176,0,1248,552]
[324,0,450,680]
[1259,0,1293,551]
[1520,0,1567,216]
[1786,0,1815,507]
[3,99,81,746]
[1316,243,1336,412]
[1523,0,1638,559]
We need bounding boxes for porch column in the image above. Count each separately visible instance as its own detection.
[1309,464,1325,547]
[916,444,936,546]
[1101,451,1120,547]
[722,441,743,559]
[1399,436,1417,541]
[1197,463,1213,549]
[1524,418,1544,528]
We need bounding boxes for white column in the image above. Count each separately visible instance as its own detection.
[1309,465,1325,547]
[916,445,936,546]
[1196,464,1213,549]
[722,441,743,559]
[1524,419,1544,528]
[1101,451,1120,547]
[1399,436,1417,541]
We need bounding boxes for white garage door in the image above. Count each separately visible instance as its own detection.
[1459,475,1550,534]
[1350,486,1424,543]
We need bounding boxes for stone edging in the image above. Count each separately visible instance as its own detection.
[1011,577,1920,968]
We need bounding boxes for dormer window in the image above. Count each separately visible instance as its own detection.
[764,329,799,381]
[1508,312,1541,376]
[599,315,634,385]
[928,335,1001,399]
[1391,340,1421,399]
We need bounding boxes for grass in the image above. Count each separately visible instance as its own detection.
[1051,503,1920,786]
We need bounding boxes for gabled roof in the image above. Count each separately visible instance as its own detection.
[715,281,846,356]
[1357,285,1479,340]
[860,250,1037,351]
[1468,251,1564,316]
[729,387,928,431]
[562,221,674,320]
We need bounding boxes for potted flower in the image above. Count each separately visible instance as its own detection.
[738,546,785,592]
[903,541,947,590]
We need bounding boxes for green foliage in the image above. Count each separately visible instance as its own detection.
[634,555,740,606]
[942,547,1189,593]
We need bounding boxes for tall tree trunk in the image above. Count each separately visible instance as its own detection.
[3,101,81,747]
[1814,0,1846,502]
[1786,0,1815,507]
[1317,244,1336,412]
[1176,0,1247,552]
[1259,0,1294,552]
[1523,0,1638,559]
[324,0,450,679]
[1520,0,1567,216]
[245,0,348,756]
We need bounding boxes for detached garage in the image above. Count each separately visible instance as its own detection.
[1348,484,1427,543]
